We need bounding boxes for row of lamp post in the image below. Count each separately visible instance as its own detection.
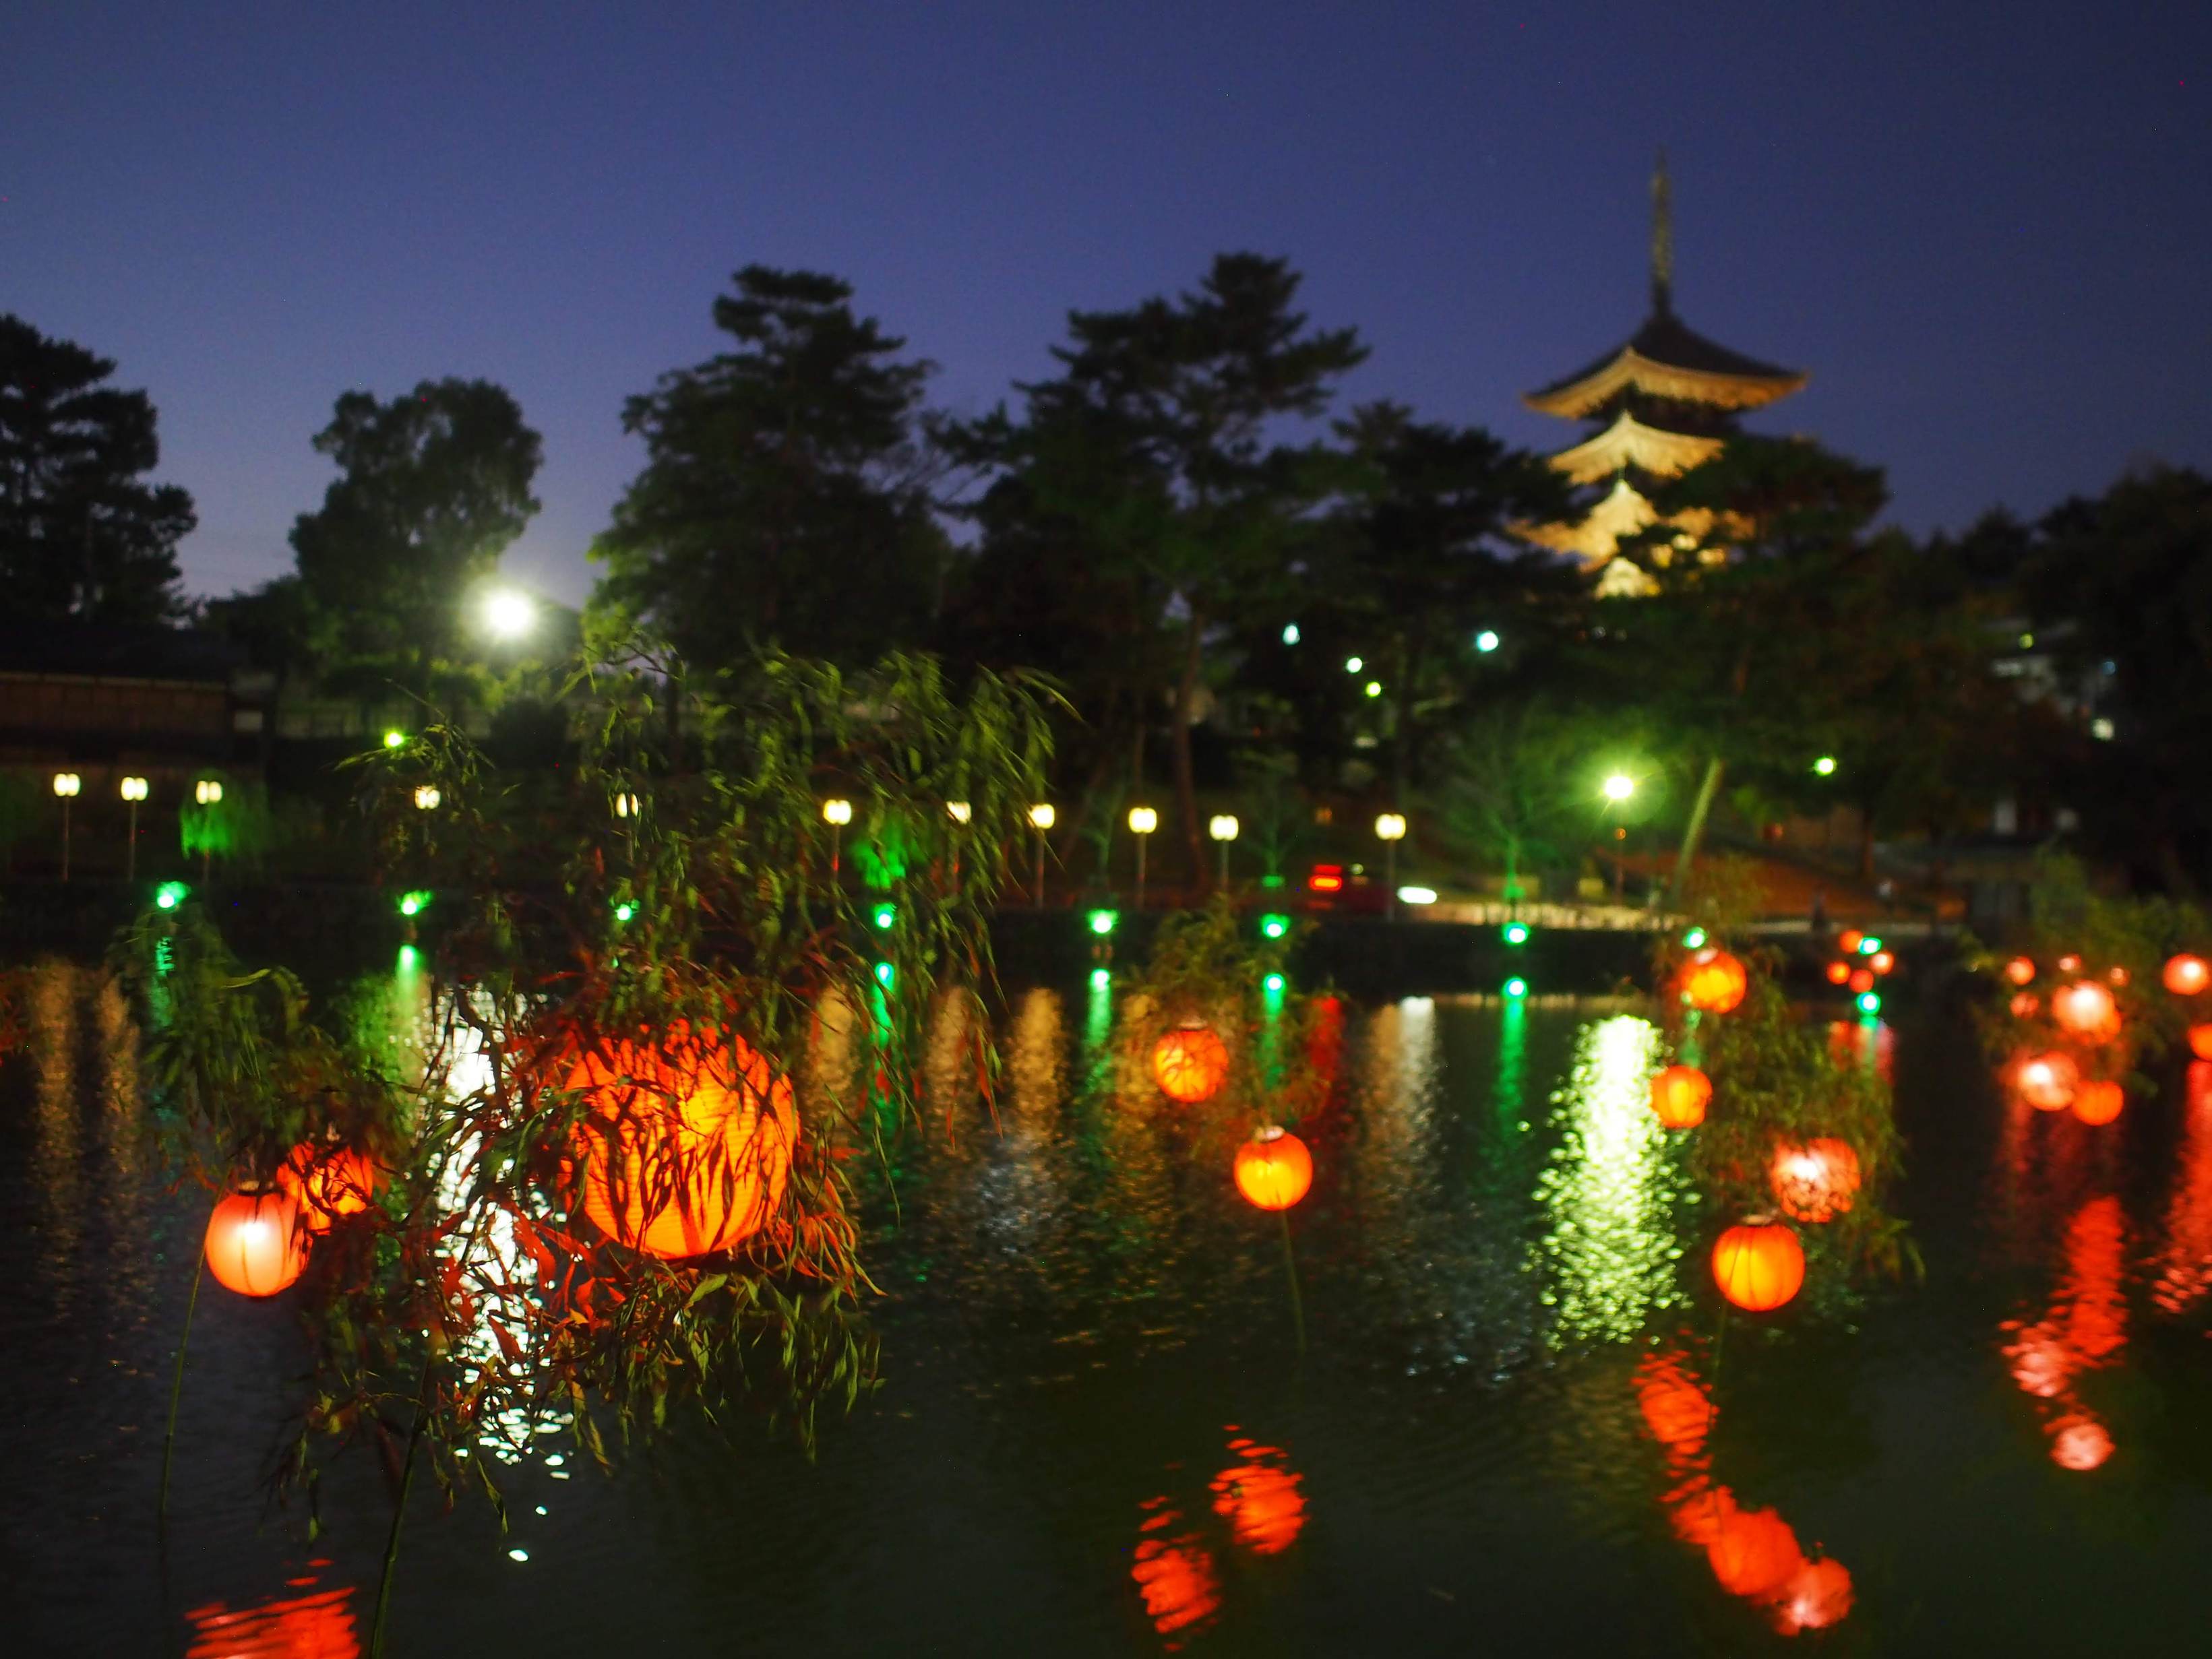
[45,770,219,883]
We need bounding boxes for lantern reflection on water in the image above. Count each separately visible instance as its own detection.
[1130,1497,1220,1646]
[2154,1062,2212,1315]
[2002,1194,2126,1472]
[185,1567,359,1658]
[1210,1435,1305,1555]
[2013,1052,2079,1111]
[1769,1137,1862,1224]
[2051,981,2121,1043]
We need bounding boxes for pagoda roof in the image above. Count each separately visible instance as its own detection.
[1548,411,1725,485]
[1517,477,1723,566]
[1525,309,1807,420]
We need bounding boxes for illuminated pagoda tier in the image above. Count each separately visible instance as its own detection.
[1522,156,1806,595]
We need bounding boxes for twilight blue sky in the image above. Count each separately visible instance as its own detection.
[5,2,2207,607]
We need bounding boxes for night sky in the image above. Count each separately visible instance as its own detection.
[6,3,2207,607]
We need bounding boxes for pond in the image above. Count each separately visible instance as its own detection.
[5,966,2211,1655]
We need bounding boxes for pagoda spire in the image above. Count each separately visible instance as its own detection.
[1651,148,1673,316]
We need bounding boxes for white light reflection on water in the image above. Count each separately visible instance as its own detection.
[1535,1013,1688,1344]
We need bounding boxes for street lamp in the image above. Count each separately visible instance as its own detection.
[193,778,223,883]
[1127,805,1158,906]
[1812,755,1838,776]
[946,801,972,825]
[1475,629,1501,654]
[53,771,80,881]
[413,785,441,811]
[119,775,148,880]
[1028,803,1055,906]
[1208,813,1239,889]
[1374,811,1407,918]
[481,588,534,641]
[822,797,853,879]
[613,791,641,820]
[1601,774,1636,901]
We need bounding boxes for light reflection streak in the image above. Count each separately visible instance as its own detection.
[183,1564,360,1658]
[2153,1061,2212,1315]
[2001,1193,2126,1471]
[1536,1015,1686,1344]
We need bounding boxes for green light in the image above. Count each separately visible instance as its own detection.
[614,902,635,923]
[1857,935,1882,956]
[1812,755,1838,776]
[1089,966,1111,991]
[1504,976,1528,998]
[1260,913,1290,940]
[873,961,894,988]
[1475,629,1500,654]
[1363,680,1383,698]
[397,944,419,972]
[1856,990,1882,1015]
[1502,920,1530,946]
[1263,971,1286,993]
[1086,908,1118,936]
[154,881,189,910]
[1281,623,1300,646]
[873,902,898,930]
[398,889,431,917]
[1345,655,1363,674]
[1682,927,1707,949]
[382,729,406,750]
[154,937,174,976]
[1259,872,1285,889]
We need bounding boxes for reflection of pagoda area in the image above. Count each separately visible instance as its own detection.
[1522,156,1807,596]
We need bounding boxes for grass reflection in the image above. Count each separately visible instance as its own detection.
[1536,1014,1687,1344]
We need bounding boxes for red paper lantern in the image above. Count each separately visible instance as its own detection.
[2070,1081,2124,1126]
[2008,991,2041,1019]
[2015,1052,2079,1110]
[2107,966,2129,987]
[2052,981,2120,1043]
[2192,1024,2212,1063]
[2003,957,2036,987]
[1849,968,1874,994]
[1769,1137,1862,1224]
[1153,1024,1230,1103]
[1869,951,1895,976]
[1712,1219,1804,1311]
[276,1141,383,1234]
[2057,953,2083,973]
[1839,929,1864,955]
[1681,948,1748,1014]
[1824,960,1851,986]
[2163,954,2210,997]
[204,1189,310,1297]
[1649,1064,1711,1129]
[1233,1127,1312,1211]
[566,1026,796,1259]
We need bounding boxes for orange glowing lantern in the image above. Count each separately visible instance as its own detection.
[1769,1137,1862,1224]
[276,1142,383,1234]
[1839,929,1864,955]
[2009,991,2041,1019]
[1824,960,1851,986]
[1649,1064,1711,1129]
[566,1026,796,1259]
[1849,968,1874,994]
[2048,1413,2114,1472]
[2071,1080,2124,1126]
[2163,953,2210,997]
[2107,966,2130,987]
[1233,1127,1312,1210]
[1681,948,1748,1014]
[2051,981,2121,1043]
[1708,1506,1803,1600]
[204,1190,310,1297]
[1712,1219,1805,1312]
[2015,1051,2079,1110]
[2004,956,2036,987]
[1869,951,1895,976]
[1772,1557,1855,1635]
[2192,1024,2212,1062]
[2058,953,2082,973]
[1153,1023,1230,1103]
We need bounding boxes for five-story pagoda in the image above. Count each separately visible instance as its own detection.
[1523,156,1807,594]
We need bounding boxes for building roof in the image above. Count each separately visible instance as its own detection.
[0,623,242,685]
[1517,477,1727,568]
[1525,309,1808,420]
[1548,410,1726,485]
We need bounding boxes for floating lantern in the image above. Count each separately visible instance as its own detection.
[1649,1064,1711,1129]
[1233,1127,1312,1211]
[2192,1024,2212,1062]
[1681,948,1748,1014]
[276,1142,383,1233]
[1839,929,1864,955]
[1708,1507,1803,1600]
[204,1190,309,1297]
[2057,953,2082,973]
[2164,954,2210,997]
[1849,968,1874,994]
[2107,966,2129,987]
[1153,1024,1230,1103]
[2009,991,2041,1019]
[2004,957,2036,987]
[566,1026,796,1259]
[1869,951,1895,976]
[1824,960,1851,986]
[2052,981,2121,1043]
[1712,1219,1804,1311]
[2015,1052,2079,1110]
[1769,1137,1862,1224]
[2071,1081,2124,1126]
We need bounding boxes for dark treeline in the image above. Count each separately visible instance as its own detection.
[4,257,2208,896]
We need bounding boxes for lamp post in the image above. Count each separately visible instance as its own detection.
[1208,814,1239,890]
[193,777,222,884]
[1602,774,1636,902]
[412,785,441,811]
[119,775,148,881]
[53,771,80,881]
[1027,803,1055,906]
[1127,805,1157,906]
[480,588,534,642]
[613,791,641,821]
[1374,812,1407,918]
[822,797,853,879]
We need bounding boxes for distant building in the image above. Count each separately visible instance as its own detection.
[1520,156,1808,595]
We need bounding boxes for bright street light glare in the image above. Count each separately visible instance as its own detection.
[1281,623,1301,646]
[1602,773,1636,803]
[1812,755,1839,776]
[482,588,535,640]
[1475,630,1500,653]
